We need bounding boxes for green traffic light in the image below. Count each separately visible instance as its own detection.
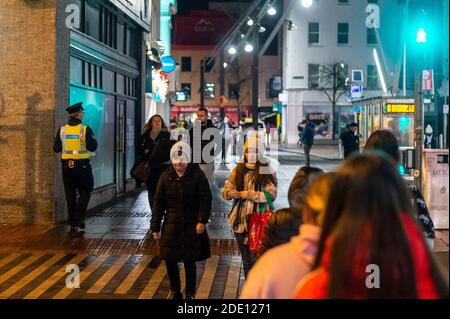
[416,27,427,43]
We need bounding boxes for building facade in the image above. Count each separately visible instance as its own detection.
[171,9,282,126]
[0,0,153,224]
[282,0,406,144]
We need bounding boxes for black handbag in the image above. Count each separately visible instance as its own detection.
[131,137,162,183]
[130,160,149,183]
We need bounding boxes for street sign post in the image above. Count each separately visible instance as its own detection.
[351,83,363,98]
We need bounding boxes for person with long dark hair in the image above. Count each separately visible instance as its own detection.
[241,173,335,299]
[222,133,277,277]
[294,153,448,298]
[137,114,175,209]
[363,130,435,248]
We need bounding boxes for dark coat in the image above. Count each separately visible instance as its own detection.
[258,207,302,258]
[150,164,212,261]
[340,128,359,158]
[301,123,315,145]
[137,130,175,168]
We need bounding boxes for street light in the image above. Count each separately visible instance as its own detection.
[301,0,313,8]
[223,62,228,69]
[267,5,276,16]
[228,46,237,55]
[244,43,254,53]
[259,26,266,33]
[416,27,427,43]
[247,17,254,26]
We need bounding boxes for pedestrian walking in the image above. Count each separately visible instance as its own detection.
[340,122,360,158]
[294,153,448,299]
[241,173,334,299]
[53,102,97,232]
[222,134,277,277]
[363,130,436,247]
[150,141,212,299]
[137,114,175,209]
[189,107,217,189]
[218,115,233,163]
[299,120,315,166]
[258,166,324,258]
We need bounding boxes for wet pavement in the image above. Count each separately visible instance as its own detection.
[0,150,447,299]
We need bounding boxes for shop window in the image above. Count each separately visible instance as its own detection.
[367,65,379,89]
[102,68,115,92]
[117,74,125,95]
[367,28,377,45]
[117,21,125,54]
[229,83,239,99]
[308,64,320,89]
[181,83,191,98]
[205,83,215,99]
[70,57,83,84]
[85,2,100,40]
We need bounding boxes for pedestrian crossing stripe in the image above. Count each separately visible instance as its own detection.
[0,253,243,299]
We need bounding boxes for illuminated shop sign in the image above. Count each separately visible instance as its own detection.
[384,103,415,114]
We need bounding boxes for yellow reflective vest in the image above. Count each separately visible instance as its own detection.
[60,124,89,160]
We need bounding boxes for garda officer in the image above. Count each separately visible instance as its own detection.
[53,102,97,232]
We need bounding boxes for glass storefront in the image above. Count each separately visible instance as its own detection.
[69,87,115,188]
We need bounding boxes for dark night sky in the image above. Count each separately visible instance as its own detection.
[177,0,254,15]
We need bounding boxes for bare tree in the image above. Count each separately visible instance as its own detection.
[314,62,350,139]
[227,57,251,122]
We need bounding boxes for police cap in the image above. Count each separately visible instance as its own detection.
[66,102,85,115]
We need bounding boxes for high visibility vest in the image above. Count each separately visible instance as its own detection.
[60,124,90,160]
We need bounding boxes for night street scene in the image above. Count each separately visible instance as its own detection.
[0,0,449,310]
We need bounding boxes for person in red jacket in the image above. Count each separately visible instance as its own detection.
[294,153,448,299]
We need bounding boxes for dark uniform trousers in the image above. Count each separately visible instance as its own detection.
[62,159,94,227]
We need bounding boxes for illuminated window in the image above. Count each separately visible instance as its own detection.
[205,83,215,99]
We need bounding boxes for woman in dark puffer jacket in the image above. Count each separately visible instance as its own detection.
[151,141,212,300]
[258,166,323,258]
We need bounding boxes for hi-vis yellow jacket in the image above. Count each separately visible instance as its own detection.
[60,124,89,160]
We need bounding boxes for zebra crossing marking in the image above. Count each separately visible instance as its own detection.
[196,256,220,299]
[52,255,109,299]
[23,254,88,299]
[138,261,166,299]
[223,256,242,299]
[114,255,153,294]
[0,254,66,298]
[87,255,131,294]
[0,254,21,269]
[0,254,45,286]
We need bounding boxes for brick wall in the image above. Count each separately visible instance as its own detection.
[0,0,57,224]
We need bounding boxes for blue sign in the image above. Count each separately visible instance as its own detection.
[351,84,363,93]
[351,83,363,98]
[161,56,176,73]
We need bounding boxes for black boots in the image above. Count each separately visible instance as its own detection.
[166,290,195,299]
[185,291,195,299]
[166,290,183,299]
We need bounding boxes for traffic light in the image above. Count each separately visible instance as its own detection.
[416,27,427,43]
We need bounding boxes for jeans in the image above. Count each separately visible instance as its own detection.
[235,233,256,278]
[303,144,312,166]
[165,260,197,295]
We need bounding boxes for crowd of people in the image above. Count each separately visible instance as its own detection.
[136,107,447,299]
